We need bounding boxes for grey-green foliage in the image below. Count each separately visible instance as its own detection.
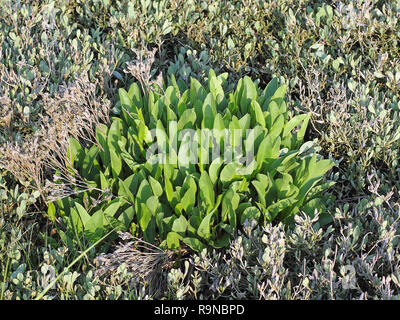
[165,195,400,300]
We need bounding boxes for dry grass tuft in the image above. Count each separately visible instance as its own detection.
[0,72,111,202]
[94,232,175,298]
[123,46,163,97]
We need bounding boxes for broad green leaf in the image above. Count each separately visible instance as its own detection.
[119,88,133,111]
[209,157,224,185]
[239,113,251,136]
[156,120,168,155]
[124,173,142,198]
[70,207,84,235]
[119,88,136,126]
[138,202,152,232]
[297,155,334,204]
[270,150,299,176]
[179,183,197,213]
[74,202,91,227]
[202,93,217,129]
[47,202,56,222]
[110,147,122,179]
[275,173,294,199]
[217,72,228,85]
[209,73,224,98]
[221,186,239,228]
[199,171,215,209]
[194,99,203,126]
[256,135,272,169]
[166,231,182,249]
[84,210,104,243]
[229,116,242,148]
[213,113,225,134]
[269,114,284,138]
[197,212,213,240]
[188,214,201,235]
[164,175,174,203]
[95,124,110,165]
[164,86,179,110]
[177,89,189,117]
[220,162,243,184]
[178,108,197,131]
[67,137,83,167]
[251,100,265,127]
[172,215,188,235]
[146,195,160,215]
[118,178,134,203]
[251,173,271,207]
[266,197,296,221]
[209,233,231,248]
[148,176,163,197]
[190,77,206,106]
[296,113,311,145]
[262,78,279,104]
[209,74,225,106]
[240,206,261,224]
[128,82,143,110]
[283,114,308,138]
[156,211,166,238]
[118,206,135,229]
[120,149,141,171]
[136,179,153,203]
[240,76,257,114]
[271,84,288,102]
[107,119,122,152]
[103,200,121,220]
[306,181,336,199]
[99,171,110,190]
[82,145,99,178]
[265,100,280,129]
[182,237,205,252]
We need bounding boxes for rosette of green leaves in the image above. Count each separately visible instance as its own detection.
[50,70,334,251]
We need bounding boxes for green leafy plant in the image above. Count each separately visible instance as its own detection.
[50,70,334,251]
